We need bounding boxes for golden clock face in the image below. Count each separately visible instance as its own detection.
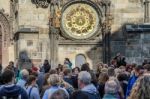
[61,3,100,39]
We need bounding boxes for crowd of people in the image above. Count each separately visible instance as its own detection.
[0,55,150,99]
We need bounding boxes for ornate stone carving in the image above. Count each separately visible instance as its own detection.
[0,10,11,48]
[31,0,50,8]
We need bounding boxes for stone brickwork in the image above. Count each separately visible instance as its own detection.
[18,0,49,29]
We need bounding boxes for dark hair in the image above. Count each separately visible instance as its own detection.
[72,67,80,73]
[65,58,70,63]
[9,61,14,66]
[44,59,49,65]
[135,65,144,71]
[117,73,128,81]
[63,68,71,76]
[51,89,68,99]
[81,63,90,72]
[49,69,57,74]
[2,69,14,84]
[27,75,36,85]
[108,67,115,77]
[144,64,150,71]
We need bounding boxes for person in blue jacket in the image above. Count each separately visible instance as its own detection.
[125,65,144,99]
[0,69,28,99]
[26,75,40,99]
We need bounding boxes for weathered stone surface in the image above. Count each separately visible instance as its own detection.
[0,0,150,66]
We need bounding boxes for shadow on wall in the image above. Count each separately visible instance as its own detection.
[86,23,135,69]
[18,50,32,70]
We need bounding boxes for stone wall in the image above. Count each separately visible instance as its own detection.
[111,0,144,34]
[58,45,102,69]
[18,0,49,31]
[110,0,148,64]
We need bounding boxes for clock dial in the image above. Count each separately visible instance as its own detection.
[61,2,100,39]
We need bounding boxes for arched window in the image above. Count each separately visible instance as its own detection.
[75,54,86,67]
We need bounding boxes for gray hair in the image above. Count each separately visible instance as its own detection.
[20,69,29,79]
[78,71,91,85]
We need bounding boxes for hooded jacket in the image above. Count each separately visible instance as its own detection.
[0,84,28,99]
[81,84,101,99]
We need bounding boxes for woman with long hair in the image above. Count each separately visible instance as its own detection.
[128,74,150,99]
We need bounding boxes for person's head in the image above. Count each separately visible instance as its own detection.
[72,67,80,75]
[27,75,37,86]
[143,64,150,73]
[63,68,72,76]
[78,71,91,89]
[58,64,63,71]
[119,66,126,72]
[128,74,150,99]
[20,69,29,80]
[81,63,90,72]
[101,68,108,73]
[2,69,15,84]
[105,79,118,94]
[9,61,14,67]
[44,59,49,65]
[134,65,144,77]
[98,72,109,84]
[48,74,60,86]
[108,67,115,77]
[126,64,133,73]
[49,69,57,75]
[117,73,128,82]
[96,62,103,74]
[50,89,69,99]
[65,58,70,62]
[115,68,121,77]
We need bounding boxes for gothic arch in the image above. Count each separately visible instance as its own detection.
[0,9,11,65]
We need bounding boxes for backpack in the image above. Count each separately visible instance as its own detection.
[26,86,37,99]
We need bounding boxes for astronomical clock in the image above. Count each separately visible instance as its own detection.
[61,1,101,40]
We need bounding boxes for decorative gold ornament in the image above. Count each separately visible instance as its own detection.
[61,3,99,39]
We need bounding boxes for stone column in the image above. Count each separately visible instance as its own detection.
[49,27,59,68]
[144,0,150,22]
[102,0,111,64]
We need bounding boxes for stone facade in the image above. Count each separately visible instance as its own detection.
[0,0,149,68]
